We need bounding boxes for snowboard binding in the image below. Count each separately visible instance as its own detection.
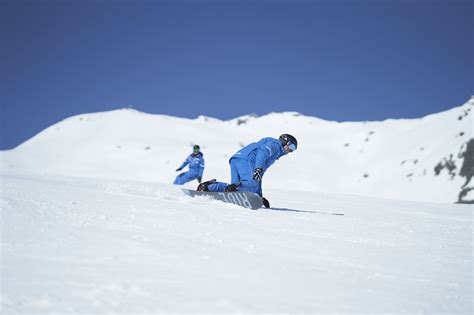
[197,179,216,192]
[225,183,239,192]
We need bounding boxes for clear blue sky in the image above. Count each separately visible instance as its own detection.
[1,0,472,149]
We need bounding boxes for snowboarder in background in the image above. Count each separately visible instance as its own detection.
[197,134,298,208]
[173,145,204,185]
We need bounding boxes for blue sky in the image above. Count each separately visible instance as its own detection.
[1,0,472,149]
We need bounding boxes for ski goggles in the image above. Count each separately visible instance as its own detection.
[287,142,297,152]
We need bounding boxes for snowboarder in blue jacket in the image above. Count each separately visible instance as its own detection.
[197,134,298,207]
[173,145,205,185]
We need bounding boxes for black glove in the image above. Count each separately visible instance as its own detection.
[198,177,202,183]
[262,197,270,208]
[176,167,183,172]
[253,168,263,181]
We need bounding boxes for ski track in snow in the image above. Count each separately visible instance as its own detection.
[1,173,472,313]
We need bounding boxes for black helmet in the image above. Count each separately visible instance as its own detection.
[193,145,200,152]
[279,134,298,149]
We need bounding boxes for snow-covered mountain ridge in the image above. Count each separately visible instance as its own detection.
[1,98,473,203]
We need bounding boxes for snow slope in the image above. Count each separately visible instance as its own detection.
[1,98,473,203]
[1,99,473,313]
[1,173,472,313]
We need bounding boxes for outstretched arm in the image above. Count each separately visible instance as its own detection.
[176,158,189,171]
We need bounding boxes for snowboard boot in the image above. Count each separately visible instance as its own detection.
[197,179,216,191]
[262,197,270,208]
[225,183,239,192]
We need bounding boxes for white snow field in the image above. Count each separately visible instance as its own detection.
[1,173,472,313]
[1,98,473,313]
[1,97,473,203]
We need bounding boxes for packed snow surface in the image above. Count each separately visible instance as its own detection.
[1,173,472,313]
[1,99,473,312]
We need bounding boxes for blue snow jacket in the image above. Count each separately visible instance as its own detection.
[178,152,205,177]
[231,137,287,173]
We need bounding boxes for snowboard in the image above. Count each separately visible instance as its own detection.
[181,189,263,210]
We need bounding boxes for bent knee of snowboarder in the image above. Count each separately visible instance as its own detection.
[238,180,261,194]
[173,176,186,185]
[174,172,199,185]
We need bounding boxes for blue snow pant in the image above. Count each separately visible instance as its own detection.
[207,158,262,195]
[173,171,200,185]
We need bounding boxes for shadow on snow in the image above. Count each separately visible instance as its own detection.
[265,207,344,216]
